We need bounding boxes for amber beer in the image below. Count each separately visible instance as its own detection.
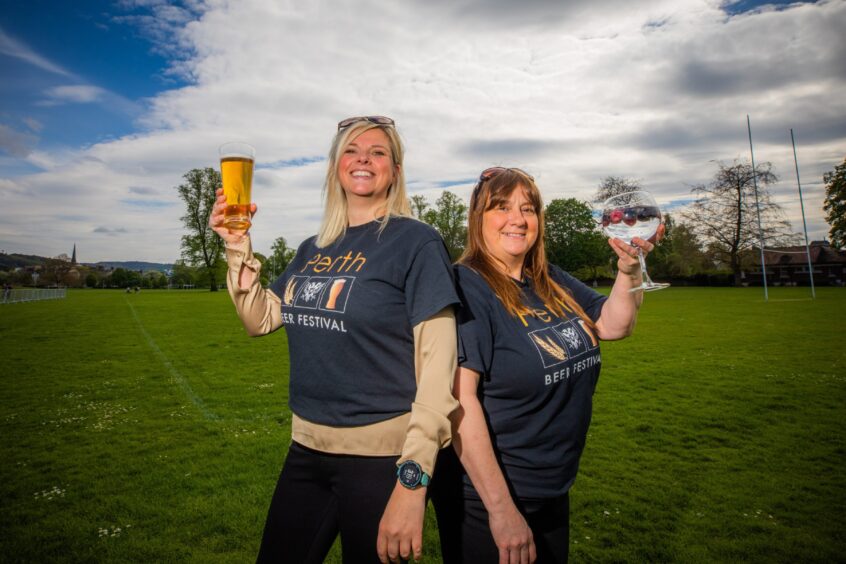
[325,278,347,310]
[219,142,255,230]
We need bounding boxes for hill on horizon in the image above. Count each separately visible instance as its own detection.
[0,253,174,273]
[0,253,45,270]
[92,261,175,273]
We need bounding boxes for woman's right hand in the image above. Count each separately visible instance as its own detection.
[489,503,536,564]
[209,188,257,245]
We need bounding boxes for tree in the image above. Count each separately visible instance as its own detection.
[108,267,142,288]
[648,214,710,278]
[823,158,846,249]
[176,168,225,291]
[267,236,297,280]
[594,176,642,203]
[410,195,430,220]
[681,160,796,286]
[421,191,468,260]
[544,198,609,279]
[42,255,72,286]
[170,260,198,288]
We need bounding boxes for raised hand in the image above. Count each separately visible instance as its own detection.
[608,223,663,277]
[208,187,257,245]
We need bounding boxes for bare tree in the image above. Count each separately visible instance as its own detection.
[681,160,796,285]
[594,176,642,203]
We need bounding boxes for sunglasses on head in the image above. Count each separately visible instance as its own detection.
[337,116,396,130]
[472,167,535,206]
[478,167,535,183]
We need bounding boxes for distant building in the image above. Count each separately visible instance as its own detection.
[745,241,846,287]
[67,243,81,285]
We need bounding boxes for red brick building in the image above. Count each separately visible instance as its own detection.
[745,241,846,287]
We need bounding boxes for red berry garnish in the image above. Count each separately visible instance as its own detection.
[610,209,623,224]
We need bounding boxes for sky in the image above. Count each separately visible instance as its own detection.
[1,0,844,263]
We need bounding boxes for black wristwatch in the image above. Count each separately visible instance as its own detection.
[397,460,430,489]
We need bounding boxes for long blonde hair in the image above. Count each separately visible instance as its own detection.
[316,121,412,248]
[458,169,595,329]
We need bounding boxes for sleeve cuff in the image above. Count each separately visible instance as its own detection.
[398,423,443,478]
[225,236,261,294]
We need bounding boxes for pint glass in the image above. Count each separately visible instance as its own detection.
[219,142,255,230]
[326,279,347,310]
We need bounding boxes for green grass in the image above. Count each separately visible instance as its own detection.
[1,288,844,562]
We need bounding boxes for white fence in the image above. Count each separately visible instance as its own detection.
[2,288,67,304]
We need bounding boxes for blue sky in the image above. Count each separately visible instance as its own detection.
[0,1,185,156]
[1,0,843,262]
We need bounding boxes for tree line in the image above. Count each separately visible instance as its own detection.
[12,156,838,290]
[170,157,844,289]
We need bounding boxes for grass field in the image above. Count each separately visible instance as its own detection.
[1,287,844,563]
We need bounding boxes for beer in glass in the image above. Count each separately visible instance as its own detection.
[326,279,347,310]
[219,142,255,230]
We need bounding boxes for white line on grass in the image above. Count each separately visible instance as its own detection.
[125,298,220,421]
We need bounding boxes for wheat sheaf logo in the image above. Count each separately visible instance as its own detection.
[532,334,567,361]
[283,279,297,305]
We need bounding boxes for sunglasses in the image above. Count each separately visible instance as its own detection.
[337,115,396,130]
[478,167,534,182]
[472,167,535,206]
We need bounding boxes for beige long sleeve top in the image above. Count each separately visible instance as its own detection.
[224,235,458,476]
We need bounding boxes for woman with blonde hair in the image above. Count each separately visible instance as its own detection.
[433,167,660,563]
[210,116,459,563]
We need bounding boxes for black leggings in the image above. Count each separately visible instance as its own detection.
[256,442,400,564]
[431,449,570,564]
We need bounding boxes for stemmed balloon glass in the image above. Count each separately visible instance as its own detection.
[599,191,669,292]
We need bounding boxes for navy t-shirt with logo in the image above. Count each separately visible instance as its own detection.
[455,264,608,499]
[270,217,459,427]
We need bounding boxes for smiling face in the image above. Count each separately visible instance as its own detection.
[482,184,539,277]
[337,127,398,204]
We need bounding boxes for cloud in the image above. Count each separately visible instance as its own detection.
[0,27,74,77]
[111,0,204,78]
[257,156,326,169]
[434,179,477,189]
[22,117,43,132]
[40,85,109,105]
[93,226,129,235]
[458,139,580,160]
[120,199,175,208]
[128,186,158,195]
[1,0,844,262]
[0,124,38,157]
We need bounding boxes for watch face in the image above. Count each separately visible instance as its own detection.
[399,462,421,487]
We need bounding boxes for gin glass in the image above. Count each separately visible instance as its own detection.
[600,191,669,292]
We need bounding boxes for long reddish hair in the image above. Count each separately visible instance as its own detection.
[457,169,595,329]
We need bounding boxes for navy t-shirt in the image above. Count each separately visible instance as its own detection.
[455,264,608,499]
[270,217,459,427]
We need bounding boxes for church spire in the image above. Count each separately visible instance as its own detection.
[71,243,77,265]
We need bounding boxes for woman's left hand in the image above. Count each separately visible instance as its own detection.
[377,483,426,562]
[608,224,665,276]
